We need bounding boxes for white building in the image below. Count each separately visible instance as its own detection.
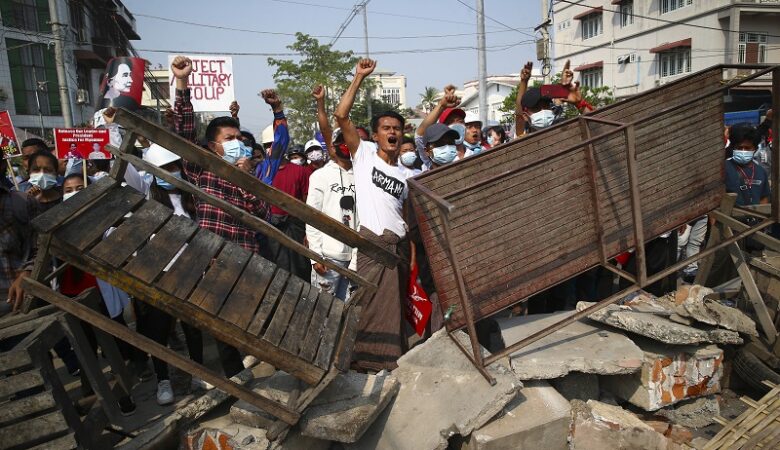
[0,0,139,139]
[551,0,780,100]
[368,69,407,109]
[458,72,544,124]
[142,67,170,112]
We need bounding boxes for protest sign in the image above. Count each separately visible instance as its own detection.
[98,57,145,110]
[54,128,111,160]
[168,55,234,112]
[0,111,20,158]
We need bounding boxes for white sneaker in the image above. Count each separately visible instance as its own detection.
[242,355,258,369]
[191,376,215,391]
[156,380,174,405]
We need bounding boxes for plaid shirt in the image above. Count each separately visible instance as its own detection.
[0,187,38,299]
[173,88,266,253]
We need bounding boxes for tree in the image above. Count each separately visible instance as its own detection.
[419,86,438,113]
[350,97,406,130]
[268,33,358,143]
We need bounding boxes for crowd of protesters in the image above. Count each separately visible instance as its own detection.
[0,55,775,410]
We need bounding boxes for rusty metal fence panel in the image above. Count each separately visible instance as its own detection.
[411,66,727,330]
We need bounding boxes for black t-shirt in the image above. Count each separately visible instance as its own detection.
[725,159,770,206]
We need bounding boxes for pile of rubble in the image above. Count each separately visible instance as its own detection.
[179,284,770,450]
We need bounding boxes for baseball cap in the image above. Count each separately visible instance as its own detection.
[143,143,180,167]
[304,139,322,152]
[423,123,460,146]
[438,107,466,124]
[261,125,274,144]
[520,87,551,109]
[464,111,481,125]
[287,144,305,157]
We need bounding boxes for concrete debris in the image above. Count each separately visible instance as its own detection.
[231,371,399,444]
[497,311,643,380]
[465,381,570,450]
[347,329,523,450]
[642,420,693,446]
[601,339,723,411]
[654,395,720,429]
[576,301,743,345]
[550,373,600,401]
[570,400,679,450]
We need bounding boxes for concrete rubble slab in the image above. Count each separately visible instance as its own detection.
[465,380,571,450]
[600,338,723,411]
[570,400,677,450]
[497,311,643,380]
[576,301,743,345]
[231,371,399,443]
[347,329,523,450]
[654,395,720,429]
[188,411,330,450]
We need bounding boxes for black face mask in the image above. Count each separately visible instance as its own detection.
[340,195,355,210]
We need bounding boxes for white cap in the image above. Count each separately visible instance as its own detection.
[143,143,180,167]
[304,139,322,152]
[261,125,274,144]
[332,127,343,144]
[464,111,482,125]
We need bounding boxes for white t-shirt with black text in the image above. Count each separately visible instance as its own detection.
[353,140,408,238]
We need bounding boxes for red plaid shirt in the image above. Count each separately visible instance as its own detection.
[173,88,266,253]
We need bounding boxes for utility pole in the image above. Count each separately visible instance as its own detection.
[48,0,73,128]
[362,1,372,122]
[539,0,552,83]
[476,0,488,126]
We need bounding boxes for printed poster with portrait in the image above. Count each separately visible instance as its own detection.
[54,128,111,160]
[0,111,20,158]
[97,57,146,111]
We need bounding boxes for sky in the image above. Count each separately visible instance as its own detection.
[123,0,541,135]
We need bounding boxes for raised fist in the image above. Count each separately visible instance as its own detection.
[561,60,574,87]
[229,101,240,118]
[311,85,325,101]
[520,61,533,82]
[261,89,281,110]
[171,56,193,80]
[102,107,117,125]
[356,58,376,77]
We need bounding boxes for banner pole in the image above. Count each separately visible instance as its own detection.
[6,158,19,190]
[83,158,88,186]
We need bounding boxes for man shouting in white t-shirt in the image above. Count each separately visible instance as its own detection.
[334,58,415,372]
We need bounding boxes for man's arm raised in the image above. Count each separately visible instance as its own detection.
[334,58,376,157]
[416,84,459,138]
[312,85,333,152]
[514,61,533,138]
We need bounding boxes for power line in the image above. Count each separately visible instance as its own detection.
[452,0,537,39]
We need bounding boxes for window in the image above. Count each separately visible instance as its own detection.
[5,38,61,115]
[739,32,767,64]
[381,88,400,105]
[581,68,603,88]
[659,48,691,78]
[557,19,571,31]
[582,14,602,40]
[620,1,634,27]
[661,0,692,14]
[0,0,51,32]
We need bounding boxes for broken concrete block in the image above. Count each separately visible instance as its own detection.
[571,400,676,450]
[231,371,399,444]
[497,311,643,379]
[654,395,720,428]
[642,420,693,446]
[600,339,723,411]
[347,329,523,450]
[551,372,600,401]
[465,380,570,450]
[577,301,743,345]
[676,298,757,336]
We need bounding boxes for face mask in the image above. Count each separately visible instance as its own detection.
[29,172,58,190]
[530,109,555,129]
[239,141,253,159]
[307,150,324,162]
[93,171,109,180]
[432,144,458,165]
[400,152,417,167]
[290,158,304,166]
[62,191,78,201]
[449,124,466,145]
[220,139,242,164]
[732,150,755,165]
[487,136,495,146]
[464,141,482,154]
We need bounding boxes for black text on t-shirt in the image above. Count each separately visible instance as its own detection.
[372,167,404,199]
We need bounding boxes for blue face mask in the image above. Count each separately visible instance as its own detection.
[487,136,495,146]
[239,141,253,158]
[400,152,417,167]
[220,139,242,164]
[29,172,58,190]
[155,171,182,191]
[732,150,755,165]
[432,144,458,165]
[464,141,483,154]
[449,124,466,145]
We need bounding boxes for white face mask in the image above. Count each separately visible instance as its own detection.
[307,150,324,162]
[400,152,417,167]
[530,109,555,129]
[432,144,458,165]
[290,158,304,166]
[29,172,58,190]
[63,191,78,201]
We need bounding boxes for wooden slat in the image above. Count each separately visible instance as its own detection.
[0,391,56,426]
[0,411,69,449]
[0,350,32,374]
[281,284,319,355]
[190,242,252,314]
[314,294,344,369]
[31,176,116,233]
[89,201,173,267]
[26,433,77,450]
[219,255,277,330]
[263,276,305,347]
[247,269,290,336]
[55,185,144,251]
[123,215,199,284]
[157,229,224,300]
[299,289,334,362]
